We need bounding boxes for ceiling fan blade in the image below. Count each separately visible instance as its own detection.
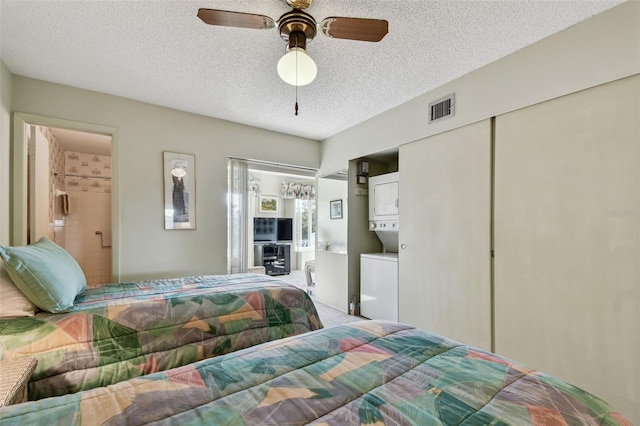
[197,9,275,30]
[320,17,388,42]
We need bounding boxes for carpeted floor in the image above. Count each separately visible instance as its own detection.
[275,270,364,328]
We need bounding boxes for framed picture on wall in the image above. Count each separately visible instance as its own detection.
[330,199,343,219]
[163,151,196,230]
[259,195,279,213]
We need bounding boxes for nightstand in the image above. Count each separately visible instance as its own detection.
[0,357,37,406]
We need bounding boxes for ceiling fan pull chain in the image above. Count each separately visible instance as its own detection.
[294,45,299,116]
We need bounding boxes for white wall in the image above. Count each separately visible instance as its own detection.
[314,175,348,311]
[315,249,348,312]
[249,172,296,223]
[320,2,640,174]
[316,177,347,248]
[0,60,12,245]
[9,76,320,281]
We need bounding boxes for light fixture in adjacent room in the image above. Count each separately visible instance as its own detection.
[277,47,317,86]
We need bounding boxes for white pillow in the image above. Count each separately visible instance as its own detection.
[0,263,37,318]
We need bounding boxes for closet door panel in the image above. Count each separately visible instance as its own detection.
[399,119,492,351]
[494,75,639,423]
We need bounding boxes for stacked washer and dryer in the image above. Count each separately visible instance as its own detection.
[360,171,399,322]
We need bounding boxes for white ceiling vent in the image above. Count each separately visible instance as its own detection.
[428,94,455,123]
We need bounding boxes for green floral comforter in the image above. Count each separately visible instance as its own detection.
[0,273,321,400]
[0,320,630,425]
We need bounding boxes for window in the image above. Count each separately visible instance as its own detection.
[295,199,316,248]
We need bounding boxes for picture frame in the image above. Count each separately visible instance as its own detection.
[330,199,343,219]
[163,151,196,230]
[259,195,279,213]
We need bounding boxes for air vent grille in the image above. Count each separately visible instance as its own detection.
[428,94,455,123]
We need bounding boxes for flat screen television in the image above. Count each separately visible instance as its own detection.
[277,218,293,242]
[254,217,293,242]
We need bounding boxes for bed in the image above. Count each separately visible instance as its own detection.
[0,320,630,425]
[0,273,322,401]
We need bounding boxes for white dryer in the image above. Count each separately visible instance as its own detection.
[368,172,399,252]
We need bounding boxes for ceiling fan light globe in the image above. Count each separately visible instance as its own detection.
[277,47,317,86]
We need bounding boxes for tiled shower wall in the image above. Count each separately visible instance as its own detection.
[63,151,112,286]
[63,189,112,286]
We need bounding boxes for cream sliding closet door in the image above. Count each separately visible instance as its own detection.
[494,75,639,423]
[399,119,492,351]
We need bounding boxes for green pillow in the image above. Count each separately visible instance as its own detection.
[0,237,86,313]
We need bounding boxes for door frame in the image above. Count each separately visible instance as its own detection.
[226,157,317,274]
[12,112,120,281]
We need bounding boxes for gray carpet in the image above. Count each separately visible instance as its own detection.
[275,270,363,328]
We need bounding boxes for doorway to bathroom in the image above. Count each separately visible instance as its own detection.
[26,125,113,286]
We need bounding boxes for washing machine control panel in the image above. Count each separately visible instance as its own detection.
[369,220,399,231]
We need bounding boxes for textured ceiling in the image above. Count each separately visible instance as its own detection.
[0,0,623,141]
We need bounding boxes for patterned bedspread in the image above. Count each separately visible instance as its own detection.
[0,321,630,425]
[0,273,321,400]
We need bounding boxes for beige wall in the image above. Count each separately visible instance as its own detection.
[493,75,639,422]
[0,60,12,246]
[320,1,640,174]
[399,120,493,351]
[10,76,319,281]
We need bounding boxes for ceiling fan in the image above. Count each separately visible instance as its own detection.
[197,0,389,88]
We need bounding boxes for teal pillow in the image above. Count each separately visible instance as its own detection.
[0,237,86,313]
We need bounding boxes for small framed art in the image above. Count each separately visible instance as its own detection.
[163,151,196,230]
[330,199,343,219]
[259,195,279,213]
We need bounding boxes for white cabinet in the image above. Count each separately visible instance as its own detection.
[315,249,348,312]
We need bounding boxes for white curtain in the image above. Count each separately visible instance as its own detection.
[281,181,315,200]
[227,159,249,274]
[248,177,261,196]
